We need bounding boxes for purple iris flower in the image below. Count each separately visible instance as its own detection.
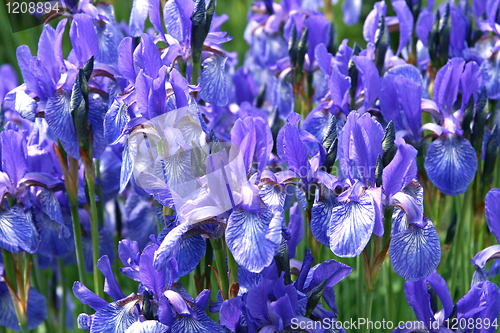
[422,58,479,196]
[219,250,351,332]
[74,244,225,332]
[471,188,500,283]
[393,270,500,333]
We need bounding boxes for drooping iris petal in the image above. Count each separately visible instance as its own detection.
[129,0,149,37]
[200,53,228,107]
[486,188,500,241]
[390,217,441,281]
[13,90,37,122]
[45,91,76,144]
[460,61,482,110]
[0,285,48,330]
[34,210,73,259]
[171,307,225,333]
[90,295,141,333]
[329,193,375,257]
[0,207,35,253]
[120,134,138,193]
[311,187,340,246]
[154,223,189,271]
[125,321,169,333]
[424,134,478,196]
[226,207,283,273]
[38,188,65,230]
[105,100,130,145]
[391,182,424,236]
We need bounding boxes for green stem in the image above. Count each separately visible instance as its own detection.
[191,60,201,86]
[95,159,105,227]
[227,246,238,288]
[85,165,103,298]
[57,259,67,333]
[210,238,229,300]
[450,192,470,299]
[18,323,29,333]
[69,193,88,288]
[2,249,17,292]
[362,289,374,333]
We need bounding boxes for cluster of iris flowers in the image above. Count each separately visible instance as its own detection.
[0,0,500,332]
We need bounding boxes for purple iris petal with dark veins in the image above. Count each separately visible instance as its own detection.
[424,134,477,196]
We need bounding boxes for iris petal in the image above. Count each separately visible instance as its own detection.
[226,207,283,273]
[200,53,228,106]
[424,134,477,196]
[390,217,441,281]
[311,187,340,246]
[329,193,375,257]
[90,295,141,333]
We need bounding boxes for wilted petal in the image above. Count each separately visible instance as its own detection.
[200,53,228,106]
[226,207,283,273]
[390,217,441,281]
[329,193,375,257]
[424,134,477,196]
